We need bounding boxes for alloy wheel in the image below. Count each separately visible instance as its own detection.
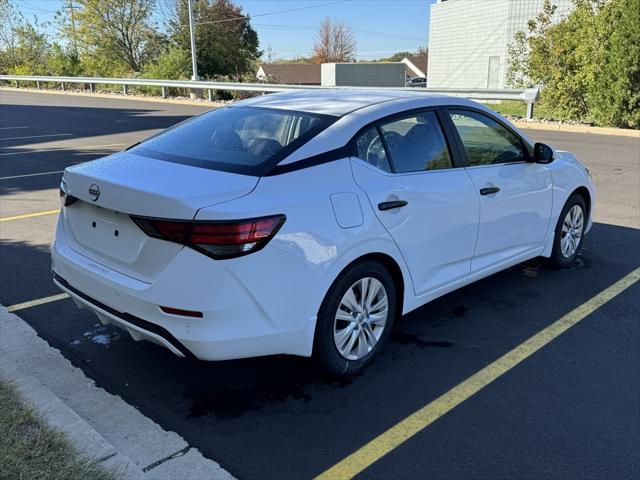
[333,277,389,360]
[560,204,584,258]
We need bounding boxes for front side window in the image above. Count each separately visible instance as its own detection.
[131,106,336,176]
[379,111,453,173]
[448,109,525,166]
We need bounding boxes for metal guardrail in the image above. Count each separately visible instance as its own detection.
[0,74,540,119]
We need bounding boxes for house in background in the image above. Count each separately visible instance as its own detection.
[256,57,427,88]
[427,0,574,89]
[256,64,321,85]
[401,54,428,79]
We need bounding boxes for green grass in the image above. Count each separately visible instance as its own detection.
[491,100,589,124]
[491,100,528,118]
[0,379,119,480]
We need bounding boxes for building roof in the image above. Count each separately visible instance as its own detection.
[402,54,428,77]
[258,64,321,85]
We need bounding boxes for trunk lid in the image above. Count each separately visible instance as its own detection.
[61,151,258,282]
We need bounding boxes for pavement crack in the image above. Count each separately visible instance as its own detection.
[142,446,191,472]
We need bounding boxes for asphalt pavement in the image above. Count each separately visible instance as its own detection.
[1,89,639,480]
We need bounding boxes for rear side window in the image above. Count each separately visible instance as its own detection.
[448,109,525,166]
[379,111,453,173]
[131,106,336,176]
[355,127,392,172]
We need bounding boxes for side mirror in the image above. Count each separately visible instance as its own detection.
[533,142,554,164]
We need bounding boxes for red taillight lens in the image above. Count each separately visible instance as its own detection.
[131,215,285,259]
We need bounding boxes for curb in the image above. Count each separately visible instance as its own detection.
[512,120,640,138]
[0,86,225,108]
[0,306,235,480]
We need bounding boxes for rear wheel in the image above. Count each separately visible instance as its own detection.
[548,194,587,267]
[314,261,396,376]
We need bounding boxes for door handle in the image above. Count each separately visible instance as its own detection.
[378,200,408,211]
[480,187,500,195]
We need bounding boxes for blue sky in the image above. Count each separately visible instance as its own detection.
[15,0,435,60]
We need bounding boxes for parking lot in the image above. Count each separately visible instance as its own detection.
[1,89,639,479]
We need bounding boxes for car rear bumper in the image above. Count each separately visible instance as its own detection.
[53,272,192,358]
[51,214,319,361]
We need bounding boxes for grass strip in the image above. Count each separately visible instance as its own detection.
[0,379,119,480]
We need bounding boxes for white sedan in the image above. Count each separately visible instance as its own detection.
[52,90,595,375]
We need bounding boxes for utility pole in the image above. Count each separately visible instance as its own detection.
[187,0,202,99]
[68,0,78,57]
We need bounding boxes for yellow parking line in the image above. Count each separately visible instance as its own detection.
[0,209,60,222]
[315,266,640,480]
[7,293,70,312]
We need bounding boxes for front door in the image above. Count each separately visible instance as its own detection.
[446,108,553,272]
[350,110,479,296]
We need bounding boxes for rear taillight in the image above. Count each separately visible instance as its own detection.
[130,215,286,259]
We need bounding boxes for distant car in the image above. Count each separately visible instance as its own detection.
[407,77,427,87]
[53,90,594,376]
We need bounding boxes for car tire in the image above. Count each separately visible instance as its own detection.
[548,194,587,268]
[313,261,397,376]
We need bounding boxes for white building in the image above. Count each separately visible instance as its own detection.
[427,0,574,89]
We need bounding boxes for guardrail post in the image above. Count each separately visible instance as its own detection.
[208,89,213,102]
[89,83,95,93]
[36,80,41,90]
[526,101,534,120]
[15,80,19,89]
[61,82,65,91]
[123,84,129,95]
[161,86,167,99]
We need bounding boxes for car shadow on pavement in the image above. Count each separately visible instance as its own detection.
[2,221,639,479]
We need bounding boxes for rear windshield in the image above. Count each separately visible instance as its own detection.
[131,106,337,176]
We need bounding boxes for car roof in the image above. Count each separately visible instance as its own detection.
[235,89,455,117]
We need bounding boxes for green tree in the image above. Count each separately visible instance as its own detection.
[588,0,640,128]
[47,43,82,76]
[168,0,261,79]
[0,0,50,74]
[377,47,427,63]
[507,1,598,120]
[57,0,162,74]
[143,45,191,79]
[507,0,639,128]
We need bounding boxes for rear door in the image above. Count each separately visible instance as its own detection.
[350,109,479,296]
[445,108,553,272]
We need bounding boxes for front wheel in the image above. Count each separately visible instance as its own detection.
[314,261,396,376]
[548,194,587,268]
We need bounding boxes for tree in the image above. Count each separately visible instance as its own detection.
[0,0,21,69]
[376,47,427,63]
[311,18,356,64]
[57,0,162,73]
[0,1,51,75]
[588,0,640,128]
[168,0,261,79]
[47,43,82,76]
[507,0,638,128]
[507,0,595,120]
